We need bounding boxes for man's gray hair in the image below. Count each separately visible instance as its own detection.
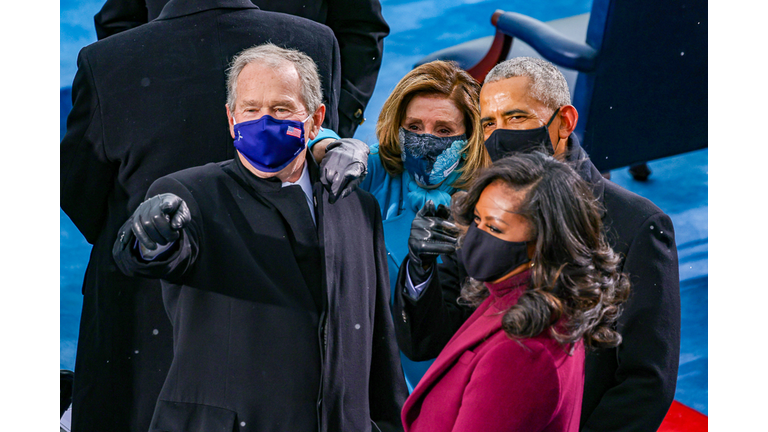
[485,57,571,111]
[226,43,323,114]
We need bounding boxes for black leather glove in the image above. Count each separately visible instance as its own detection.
[118,193,191,259]
[319,138,369,204]
[407,200,459,282]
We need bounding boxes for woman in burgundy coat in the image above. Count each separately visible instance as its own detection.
[401,153,630,432]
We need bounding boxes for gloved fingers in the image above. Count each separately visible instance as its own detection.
[328,172,349,204]
[326,161,367,204]
[131,196,173,249]
[158,193,185,216]
[428,219,460,237]
[145,198,181,244]
[337,172,365,202]
[169,200,191,230]
[416,200,436,218]
[132,210,158,251]
[435,203,452,220]
[136,202,167,248]
[416,240,458,256]
[319,156,341,191]
[412,215,458,237]
[421,230,458,246]
[321,139,369,204]
[329,168,364,203]
[152,211,179,244]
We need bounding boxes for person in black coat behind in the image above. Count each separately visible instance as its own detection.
[60,1,360,430]
[112,43,406,432]
[94,0,390,138]
[394,57,681,431]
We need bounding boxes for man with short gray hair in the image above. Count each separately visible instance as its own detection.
[395,56,681,431]
[112,43,407,432]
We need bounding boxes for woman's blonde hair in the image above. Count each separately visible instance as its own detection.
[375,61,490,189]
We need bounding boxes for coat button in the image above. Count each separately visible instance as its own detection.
[354,108,365,125]
[402,311,407,322]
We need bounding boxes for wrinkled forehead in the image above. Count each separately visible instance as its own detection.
[480,77,548,113]
[236,61,304,103]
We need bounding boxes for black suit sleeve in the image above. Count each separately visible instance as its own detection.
[93,0,149,40]
[581,212,681,431]
[60,49,117,245]
[368,200,407,432]
[112,176,202,282]
[393,252,474,361]
[325,0,390,137]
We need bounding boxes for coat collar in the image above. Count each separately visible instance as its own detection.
[156,0,258,21]
[566,134,606,218]
[230,149,319,194]
[407,271,531,408]
[485,269,530,310]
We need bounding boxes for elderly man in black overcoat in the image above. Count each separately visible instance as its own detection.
[60,1,358,431]
[112,43,407,432]
[393,57,681,432]
[93,0,390,138]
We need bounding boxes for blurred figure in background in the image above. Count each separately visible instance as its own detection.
[93,0,390,137]
[402,152,630,432]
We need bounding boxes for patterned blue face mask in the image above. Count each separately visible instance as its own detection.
[399,127,467,187]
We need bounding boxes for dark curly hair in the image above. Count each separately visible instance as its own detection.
[452,152,630,350]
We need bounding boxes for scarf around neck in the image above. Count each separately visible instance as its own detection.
[404,169,461,213]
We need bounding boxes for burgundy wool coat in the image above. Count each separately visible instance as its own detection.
[401,269,585,432]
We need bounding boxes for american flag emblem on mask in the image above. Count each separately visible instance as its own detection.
[286,126,301,138]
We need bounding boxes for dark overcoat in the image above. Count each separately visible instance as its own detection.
[393,136,681,431]
[113,155,407,432]
[94,0,390,137]
[60,1,341,430]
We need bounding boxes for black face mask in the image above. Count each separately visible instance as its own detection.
[457,222,531,282]
[484,108,560,162]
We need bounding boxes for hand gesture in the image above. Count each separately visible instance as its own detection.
[319,138,369,204]
[408,200,459,270]
[123,193,191,258]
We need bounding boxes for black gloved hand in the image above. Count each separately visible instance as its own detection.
[319,138,369,204]
[407,200,459,281]
[120,193,191,259]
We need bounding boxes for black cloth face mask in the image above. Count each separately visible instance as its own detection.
[484,108,560,162]
[457,222,531,282]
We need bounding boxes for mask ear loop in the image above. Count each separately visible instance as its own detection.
[545,107,561,128]
[545,107,561,155]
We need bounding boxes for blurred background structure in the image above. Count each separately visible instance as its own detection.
[61,0,707,417]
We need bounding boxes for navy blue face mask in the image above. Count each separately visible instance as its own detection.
[458,222,531,282]
[233,114,311,173]
[399,127,467,187]
[484,108,560,162]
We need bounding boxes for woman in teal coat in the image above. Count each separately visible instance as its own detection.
[311,60,490,391]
